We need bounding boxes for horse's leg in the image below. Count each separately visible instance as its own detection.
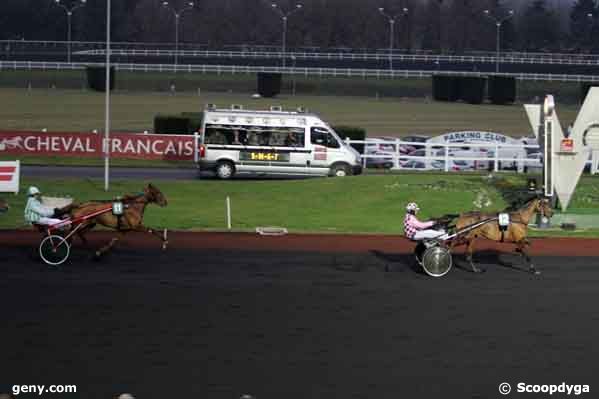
[76,223,95,247]
[466,236,483,273]
[133,224,168,250]
[94,237,120,258]
[516,241,540,275]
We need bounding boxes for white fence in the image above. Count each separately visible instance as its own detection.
[346,139,598,174]
[2,61,599,82]
[74,48,599,66]
[4,39,599,66]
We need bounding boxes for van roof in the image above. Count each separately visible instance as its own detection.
[205,108,317,117]
[203,108,327,128]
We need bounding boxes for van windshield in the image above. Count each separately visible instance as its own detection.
[311,127,340,149]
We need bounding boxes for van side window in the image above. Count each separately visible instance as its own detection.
[205,127,228,145]
[311,127,340,149]
[205,124,306,147]
[284,130,304,147]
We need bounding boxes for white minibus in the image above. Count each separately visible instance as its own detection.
[197,106,363,179]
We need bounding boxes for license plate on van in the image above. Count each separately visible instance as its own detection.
[240,151,290,162]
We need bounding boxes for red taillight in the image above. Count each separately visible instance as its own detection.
[199,144,206,158]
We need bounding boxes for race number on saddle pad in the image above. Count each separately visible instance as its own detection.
[498,213,510,227]
[112,202,124,216]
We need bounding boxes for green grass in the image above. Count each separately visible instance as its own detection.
[0,87,580,137]
[2,174,599,236]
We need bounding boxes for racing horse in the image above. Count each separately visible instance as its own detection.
[60,183,168,258]
[452,197,553,274]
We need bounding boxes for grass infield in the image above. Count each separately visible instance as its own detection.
[0,87,579,137]
[2,173,599,236]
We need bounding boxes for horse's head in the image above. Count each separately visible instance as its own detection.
[144,184,168,207]
[535,197,554,219]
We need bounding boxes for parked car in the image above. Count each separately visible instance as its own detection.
[365,150,394,169]
[400,159,429,170]
[431,159,477,171]
[401,135,429,154]
[365,137,397,154]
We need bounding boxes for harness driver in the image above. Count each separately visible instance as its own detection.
[24,186,64,227]
[404,202,446,241]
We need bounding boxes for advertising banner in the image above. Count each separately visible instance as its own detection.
[0,131,196,161]
[0,160,20,193]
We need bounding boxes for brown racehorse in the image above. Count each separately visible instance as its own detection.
[452,197,553,274]
[62,183,168,258]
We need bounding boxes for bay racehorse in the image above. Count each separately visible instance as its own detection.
[60,183,168,258]
[452,197,553,274]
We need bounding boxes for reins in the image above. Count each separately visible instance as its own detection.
[84,192,148,205]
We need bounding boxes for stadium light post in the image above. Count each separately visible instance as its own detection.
[587,13,594,51]
[291,55,297,96]
[104,0,111,191]
[270,3,303,68]
[162,1,195,68]
[484,9,514,73]
[378,7,408,71]
[54,0,87,63]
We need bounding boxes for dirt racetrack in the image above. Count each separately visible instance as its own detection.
[1,231,599,399]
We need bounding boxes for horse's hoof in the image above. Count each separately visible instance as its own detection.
[530,268,541,275]
[162,241,169,251]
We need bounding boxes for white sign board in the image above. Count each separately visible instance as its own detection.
[0,160,20,194]
[525,87,599,210]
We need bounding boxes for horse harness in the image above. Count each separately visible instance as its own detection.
[497,201,542,242]
[112,192,148,232]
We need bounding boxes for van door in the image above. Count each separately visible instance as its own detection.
[309,127,344,175]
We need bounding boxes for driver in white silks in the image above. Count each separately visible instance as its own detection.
[24,186,63,227]
[403,202,446,240]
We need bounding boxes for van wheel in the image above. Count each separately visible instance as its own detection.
[216,161,235,179]
[331,164,351,177]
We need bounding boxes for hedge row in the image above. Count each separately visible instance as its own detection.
[153,113,367,153]
[333,126,366,154]
[154,112,203,135]
[432,75,516,105]
[86,66,115,92]
[257,72,282,98]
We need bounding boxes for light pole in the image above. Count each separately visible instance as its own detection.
[270,3,303,67]
[484,9,514,73]
[291,55,297,95]
[105,0,111,191]
[587,13,594,51]
[54,0,87,63]
[161,1,195,67]
[378,7,408,71]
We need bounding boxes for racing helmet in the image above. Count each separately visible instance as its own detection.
[28,186,41,196]
[406,202,420,213]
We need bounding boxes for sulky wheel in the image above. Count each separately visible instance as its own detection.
[39,235,71,266]
[421,246,453,277]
